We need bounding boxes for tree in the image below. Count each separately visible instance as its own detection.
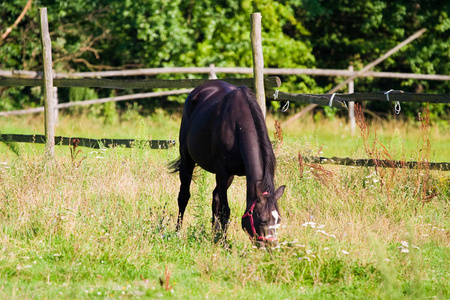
[298,0,449,117]
[0,0,448,118]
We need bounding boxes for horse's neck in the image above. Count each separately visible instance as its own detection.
[238,123,264,181]
[238,125,269,205]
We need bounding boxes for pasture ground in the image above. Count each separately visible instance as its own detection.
[0,109,449,299]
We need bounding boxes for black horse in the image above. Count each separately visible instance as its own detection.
[170,80,285,248]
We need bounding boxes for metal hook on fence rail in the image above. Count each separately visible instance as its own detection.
[384,89,401,115]
[395,101,401,115]
[281,101,290,112]
[328,93,337,107]
[273,90,279,100]
[384,89,395,101]
[274,90,289,112]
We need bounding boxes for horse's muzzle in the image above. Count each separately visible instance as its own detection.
[255,227,279,249]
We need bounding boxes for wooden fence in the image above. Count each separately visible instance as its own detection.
[2,67,449,81]
[303,156,450,172]
[0,10,276,156]
[273,91,450,105]
[0,134,175,149]
[0,9,448,171]
[0,77,280,90]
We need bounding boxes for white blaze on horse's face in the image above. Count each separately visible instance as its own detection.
[265,210,280,248]
[269,210,280,229]
[266,210,281,245]
[272,210,279,223]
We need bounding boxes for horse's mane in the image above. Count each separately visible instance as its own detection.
[239,86,276,194]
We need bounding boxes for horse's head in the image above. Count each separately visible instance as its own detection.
[242,184,285,249]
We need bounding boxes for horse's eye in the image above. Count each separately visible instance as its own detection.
[260,220,268,226]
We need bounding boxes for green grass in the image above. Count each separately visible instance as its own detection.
[0,111,449,299]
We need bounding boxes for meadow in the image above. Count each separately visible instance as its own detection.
[0,108,449,299]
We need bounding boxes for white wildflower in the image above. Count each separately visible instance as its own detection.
[316,230,329,236]
[302,222,316,228]
[300,257,311,261]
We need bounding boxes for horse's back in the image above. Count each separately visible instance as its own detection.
[178,81,237,171]
[183,81,236,120]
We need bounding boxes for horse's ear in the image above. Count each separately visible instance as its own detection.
[255,181,268,200]
[274,185,285,201]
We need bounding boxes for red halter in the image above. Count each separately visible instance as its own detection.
[242,192,276,242]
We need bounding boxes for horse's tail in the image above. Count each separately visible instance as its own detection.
[168,156,182,173]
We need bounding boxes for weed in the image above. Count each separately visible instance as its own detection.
[69,138,86,167]
[354,103,440,204]
[159,265,172,291]
[0,133,20,157]
[273,120,283,156]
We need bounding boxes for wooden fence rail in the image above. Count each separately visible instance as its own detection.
[0,134,175,149]
[274,90,450,108]
[0,77,281,90]
[2,68,449,81]
[0,89,193,117]
[303,156,450,172]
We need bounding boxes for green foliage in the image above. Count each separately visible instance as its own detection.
[120,102,143,121]
[102,101,118,125]
[299,0,449,117]
[0,0,448,118]
[68,87,97,103]
[68,87,98,115]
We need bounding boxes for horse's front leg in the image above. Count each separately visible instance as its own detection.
[212,174,234,242]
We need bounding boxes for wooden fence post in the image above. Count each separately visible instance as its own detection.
[53,86,59,124]
[208,63,217,79]
[39,7,56,158]
[251,12,266,118]
[348,65,356,135]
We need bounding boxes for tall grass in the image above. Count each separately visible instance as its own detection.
[0,110,449,299]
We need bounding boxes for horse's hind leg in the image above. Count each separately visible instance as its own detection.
[176,154,195,232]
[212,174,234,242]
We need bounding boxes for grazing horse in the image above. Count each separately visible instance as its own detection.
[170,80,285,248]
